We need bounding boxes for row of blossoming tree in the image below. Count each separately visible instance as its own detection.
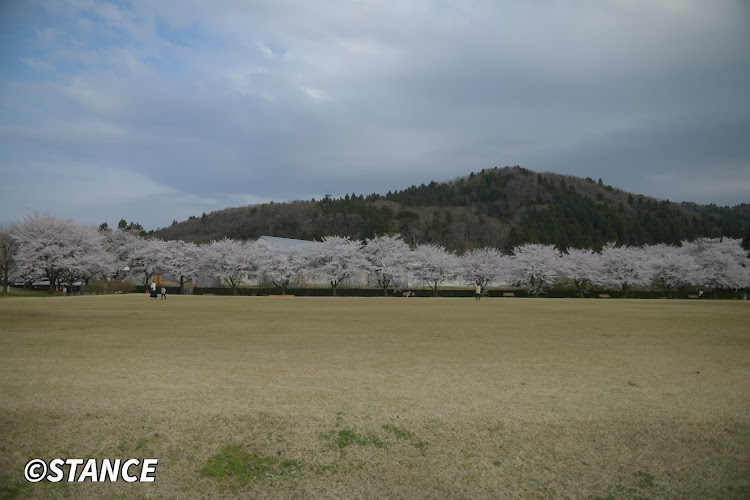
[2,212,749,297]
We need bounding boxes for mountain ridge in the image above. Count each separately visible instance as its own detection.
[151,166,750,252]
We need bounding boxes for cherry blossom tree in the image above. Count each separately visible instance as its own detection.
[460,247,509,292]
[12,212,108,293]
[160,240,200,293]
[599,242,653,298]
[255,238,306,295]
[12,212,71,292]
[559,248,602,298]
[101,226,144,281]
[686,238,750,297]
[0,226,18,293]
[57,223,112,289]
[305,236,368,296]
[412,243,460,296]
[200,238,258,294]
[509,243,561,295]
[644,243,700,298]
[127,238,169,287]
[362,235,411,296]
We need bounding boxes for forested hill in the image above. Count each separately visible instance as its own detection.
[150,166,750,253]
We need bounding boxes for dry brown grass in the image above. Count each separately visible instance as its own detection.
[1,295,749,498]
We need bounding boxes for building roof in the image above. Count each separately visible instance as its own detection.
[258,235,320,254]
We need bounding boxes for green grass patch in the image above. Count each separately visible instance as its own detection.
[324,418,425,452]
[201,445,302,491]
[635,469,655,488]
[382,423,428,450]
[382,423,413,440]
[325,428,386,450]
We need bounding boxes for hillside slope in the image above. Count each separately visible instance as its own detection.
[151,167,750,252]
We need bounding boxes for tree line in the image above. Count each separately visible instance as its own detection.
[2,212,748,299]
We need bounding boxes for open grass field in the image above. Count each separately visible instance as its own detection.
[0,294,749,499]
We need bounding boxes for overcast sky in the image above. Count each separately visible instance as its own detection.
[1,0,749,230]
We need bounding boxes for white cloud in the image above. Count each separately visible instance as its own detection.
[63,84,120,115]
[257,42,274,58]
[301,86,329,101]
[21,57,55,72]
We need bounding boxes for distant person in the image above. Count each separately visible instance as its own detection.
[150,281,157,299]
[698,290,703,299]
[475,283,482,301]
[161,287,167,300]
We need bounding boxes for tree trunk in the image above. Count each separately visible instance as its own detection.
[272,280,289,295]
[331,281,337,296]
[381,278,390,297]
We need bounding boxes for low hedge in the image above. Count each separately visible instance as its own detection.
[132,286,744,299]
[134,286,184,296]
[84,281,137,294]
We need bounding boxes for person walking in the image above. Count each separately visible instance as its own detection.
[475,282,482,301]
[161,287,167,300]
[150,281,157,299]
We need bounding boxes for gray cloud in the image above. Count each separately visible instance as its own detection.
[1,0,748,230]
